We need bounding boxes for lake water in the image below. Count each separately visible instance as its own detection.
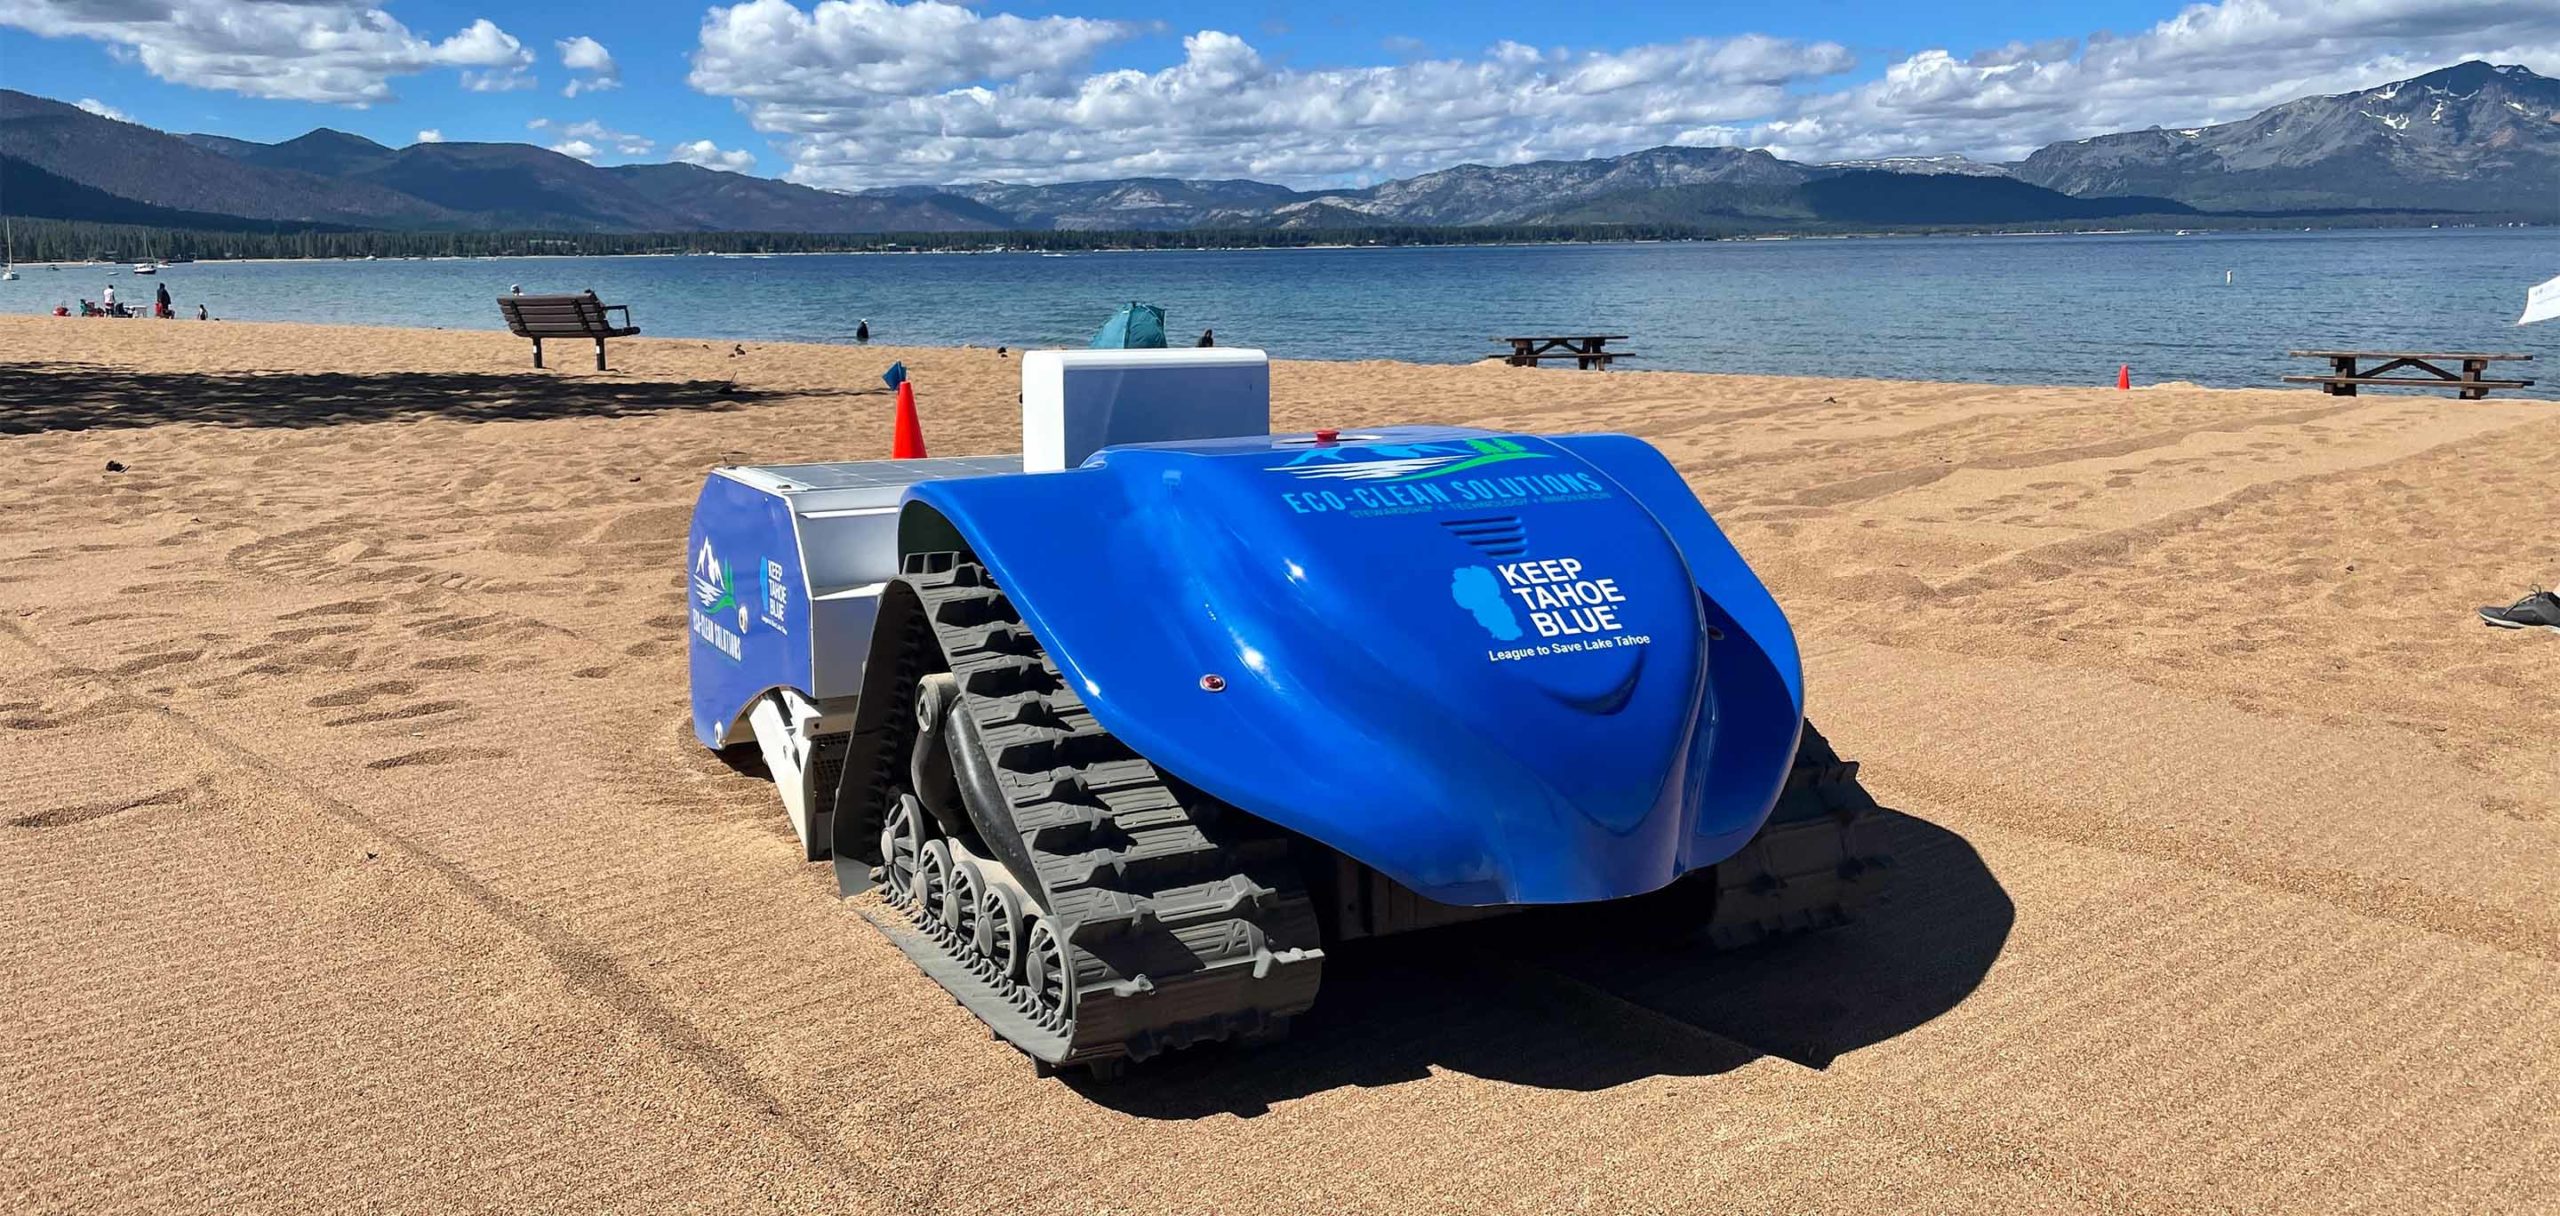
[9,228,2555,394]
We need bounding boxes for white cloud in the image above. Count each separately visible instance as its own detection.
[460,70,536,92]
[446,18,535,92]
[535,117,655,160]
[12,0,2554,185]
[691,0,1137,98]
[416,128,443,143]
[672,139,758,171]
[558,34,621,97]
[682,0,2558,187]
[693,8,1855,187]
[0,3,535,105]
[73,97,130,121]
[558,34,616,74]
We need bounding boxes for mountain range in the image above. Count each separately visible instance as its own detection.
[1,91,1002,234]
[2012,61,2556,215]
[2,61,2550,236]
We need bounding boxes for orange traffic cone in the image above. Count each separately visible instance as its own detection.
[891,380,927,459]
[2117,364,2131,391]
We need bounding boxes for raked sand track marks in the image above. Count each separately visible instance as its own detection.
[0,318,2551,1213]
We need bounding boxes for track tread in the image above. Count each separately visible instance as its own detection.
[1700,723,1892,950]
[878,558,1323,1067]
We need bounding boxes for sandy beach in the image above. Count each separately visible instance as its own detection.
[1,315,2551,1214]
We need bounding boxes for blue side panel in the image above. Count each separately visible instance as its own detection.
[686,475,815,749]
[1551,434,1807,868]
[904,427,1804,907]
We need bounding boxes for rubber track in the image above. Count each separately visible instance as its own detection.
[876,557,1323,1068]
[1701,723,1892,949]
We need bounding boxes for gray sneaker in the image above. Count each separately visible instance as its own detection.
[2478,587,2560,632]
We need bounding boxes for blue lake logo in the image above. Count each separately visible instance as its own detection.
[1449,565,1523,640]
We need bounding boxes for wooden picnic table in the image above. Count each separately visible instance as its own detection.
[1498,334,1631,370]
[2283,350,2535,400]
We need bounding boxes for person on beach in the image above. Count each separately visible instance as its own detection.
[196,304,208,321]
[154,282,171,319]
[101,282,116,313]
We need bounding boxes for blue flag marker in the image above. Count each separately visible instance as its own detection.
[882,361,908,390]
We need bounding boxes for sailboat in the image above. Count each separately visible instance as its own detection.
[2,213,17,280]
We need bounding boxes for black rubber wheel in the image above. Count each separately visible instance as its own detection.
[1023,917,1071,1024]
[946,855,987,956]
[979,882,1024,982]
[916,839,952,927]
[879,793,923,902]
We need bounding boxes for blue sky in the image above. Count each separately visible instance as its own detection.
[3,1,2554,187]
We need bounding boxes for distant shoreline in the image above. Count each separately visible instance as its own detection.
[0,311,2280,393]
[5,212,2541,268]
[9,218,2547,271]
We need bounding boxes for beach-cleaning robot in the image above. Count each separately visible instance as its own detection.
[686,348,1888,1075]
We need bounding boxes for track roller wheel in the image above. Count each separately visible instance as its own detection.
[946,855,987,957]
[1022,917,1071,1026]
[878,793,924,903]
[916,839,953,928]
[978,881,1024,982]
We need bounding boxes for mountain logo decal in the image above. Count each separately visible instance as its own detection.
[1276,437,1550,482]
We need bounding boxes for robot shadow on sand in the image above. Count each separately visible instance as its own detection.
[1066,761,2012,1118]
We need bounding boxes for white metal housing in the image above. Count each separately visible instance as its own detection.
[1021,347,1271,472]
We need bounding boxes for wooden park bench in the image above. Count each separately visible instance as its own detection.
[498,293,639,370]
[1498,334,1631,370]
[2283,350,2534,400]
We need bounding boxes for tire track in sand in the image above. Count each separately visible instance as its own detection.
[0,614,889,1196]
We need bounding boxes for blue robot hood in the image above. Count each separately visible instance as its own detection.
[905,426,1805,906]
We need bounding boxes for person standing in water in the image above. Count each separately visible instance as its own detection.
[154,281,172,319]
[855,319,870,343]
